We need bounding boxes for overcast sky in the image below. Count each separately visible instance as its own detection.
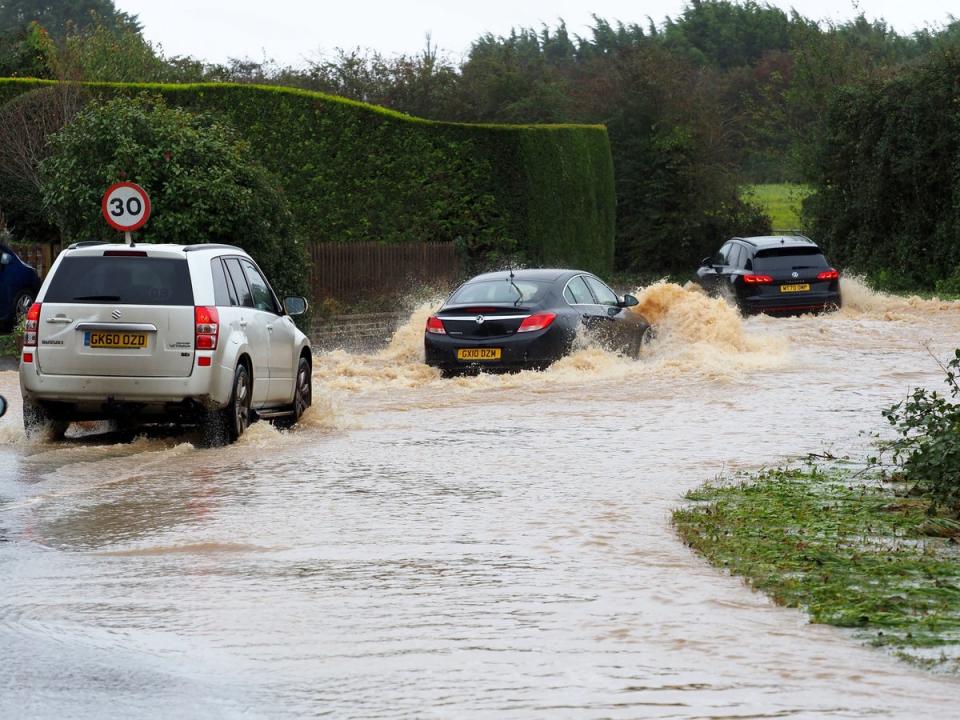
[117,0,956,66]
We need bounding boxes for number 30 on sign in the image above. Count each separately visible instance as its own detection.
[101,182,151,233]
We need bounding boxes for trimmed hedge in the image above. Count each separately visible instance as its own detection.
[0,79,615,274]
[805,52,960,290]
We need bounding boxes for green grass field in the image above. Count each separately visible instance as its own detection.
[741,183,812,232]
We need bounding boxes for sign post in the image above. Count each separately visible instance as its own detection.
[101,182,151,244]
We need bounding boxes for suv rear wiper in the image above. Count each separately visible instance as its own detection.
[72,295,122,301]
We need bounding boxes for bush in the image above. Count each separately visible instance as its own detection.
[883,349,960,513]
[39,95,307,298]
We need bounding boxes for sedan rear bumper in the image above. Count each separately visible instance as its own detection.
[424,325,573,372]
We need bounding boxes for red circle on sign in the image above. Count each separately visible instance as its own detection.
[101,182,151,232]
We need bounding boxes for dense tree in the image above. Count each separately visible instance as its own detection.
[40,96,307,297]
[4,0,960,280]
[0,0,139,38]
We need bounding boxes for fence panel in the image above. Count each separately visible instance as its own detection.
[308,241,460,303]
[4,240,459,304]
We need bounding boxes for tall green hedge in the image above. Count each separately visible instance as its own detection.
[804,51,960,290]
[0,79,615,274]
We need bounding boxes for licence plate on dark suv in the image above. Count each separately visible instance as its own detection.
[780,283,811,293]
[85,331,147,349]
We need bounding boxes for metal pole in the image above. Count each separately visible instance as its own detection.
[125,231,132,246]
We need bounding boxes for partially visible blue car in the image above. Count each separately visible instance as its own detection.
[0,243,41,332]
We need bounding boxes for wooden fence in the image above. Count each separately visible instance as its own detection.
[309,241,460,303]
[5,240,461,305]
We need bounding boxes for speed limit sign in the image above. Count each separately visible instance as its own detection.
[101,182,151,233]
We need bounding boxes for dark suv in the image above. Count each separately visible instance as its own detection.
[0,242,41,332]
[694,235,841,315]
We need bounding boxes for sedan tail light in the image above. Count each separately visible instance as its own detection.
[425,315,446,335]
[195,306,219,350]
[517,312,556,333]
[23,302,40,347]
[743,275,774,284]
[817,268,839,281]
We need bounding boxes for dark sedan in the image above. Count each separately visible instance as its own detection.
[424,269,652,374]
[0,243,41,332]
[694,235,841,315]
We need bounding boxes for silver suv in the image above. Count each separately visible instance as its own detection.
[19,242,312,444]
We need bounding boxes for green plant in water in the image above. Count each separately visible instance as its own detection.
[882,349,960,514]
[0,318,24,358]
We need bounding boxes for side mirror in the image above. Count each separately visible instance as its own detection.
[0,395,6,419]
[283,296,308,316]
[619,294,639,308]
[0,253,10,266]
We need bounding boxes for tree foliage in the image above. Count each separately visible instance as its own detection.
[0,0,138,38]
[4,1,960,282]
[805,51,960,290]
[39,95,308,297]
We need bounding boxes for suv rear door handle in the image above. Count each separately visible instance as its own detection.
[46,317,73,324]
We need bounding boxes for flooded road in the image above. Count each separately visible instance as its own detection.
[2,279,959,718]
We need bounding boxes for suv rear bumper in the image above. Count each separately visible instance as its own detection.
[742,290,842,315]
[19,361,234,412]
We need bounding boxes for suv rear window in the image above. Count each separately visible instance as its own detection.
[45,256,194,305]
[753,247,828,272]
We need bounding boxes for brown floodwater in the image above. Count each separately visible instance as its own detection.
[1,278,959,718]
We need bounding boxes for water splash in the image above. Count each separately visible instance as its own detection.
[838,276,960,319]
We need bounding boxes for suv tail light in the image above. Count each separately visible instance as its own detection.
[23,302,41,347]
[426,315,446,335]
[817,268,839,281]
[195,306,219,350]
[743,274,773,284]
[517,312,556,333]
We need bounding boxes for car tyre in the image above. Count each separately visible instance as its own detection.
[13,291,33,325]
[274,356,311,429]
[206,363,251,446]
[627,325,655,359]
[23,401,68,441]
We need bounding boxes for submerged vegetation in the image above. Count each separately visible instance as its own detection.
[674,467,960,669]
[676,351,960,670]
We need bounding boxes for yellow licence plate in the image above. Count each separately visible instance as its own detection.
[457,348,502,361]
[86,331,148,349]
[780,283,811,293]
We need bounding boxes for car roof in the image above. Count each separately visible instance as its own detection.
[464,268,584,283]
[64,242,245,256]
[732,235,820,251]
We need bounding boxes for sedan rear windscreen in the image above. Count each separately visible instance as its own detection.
[450,280,548,305]
[44,256,194,305]
[753,247,828,272]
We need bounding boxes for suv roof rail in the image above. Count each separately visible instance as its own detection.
[182,243,243,253]
[66,241,109,250]
[772,230,814,241]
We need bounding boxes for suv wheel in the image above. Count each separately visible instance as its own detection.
[23,401,68,441]
[206,363,251,446]
[275,356,311,429]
